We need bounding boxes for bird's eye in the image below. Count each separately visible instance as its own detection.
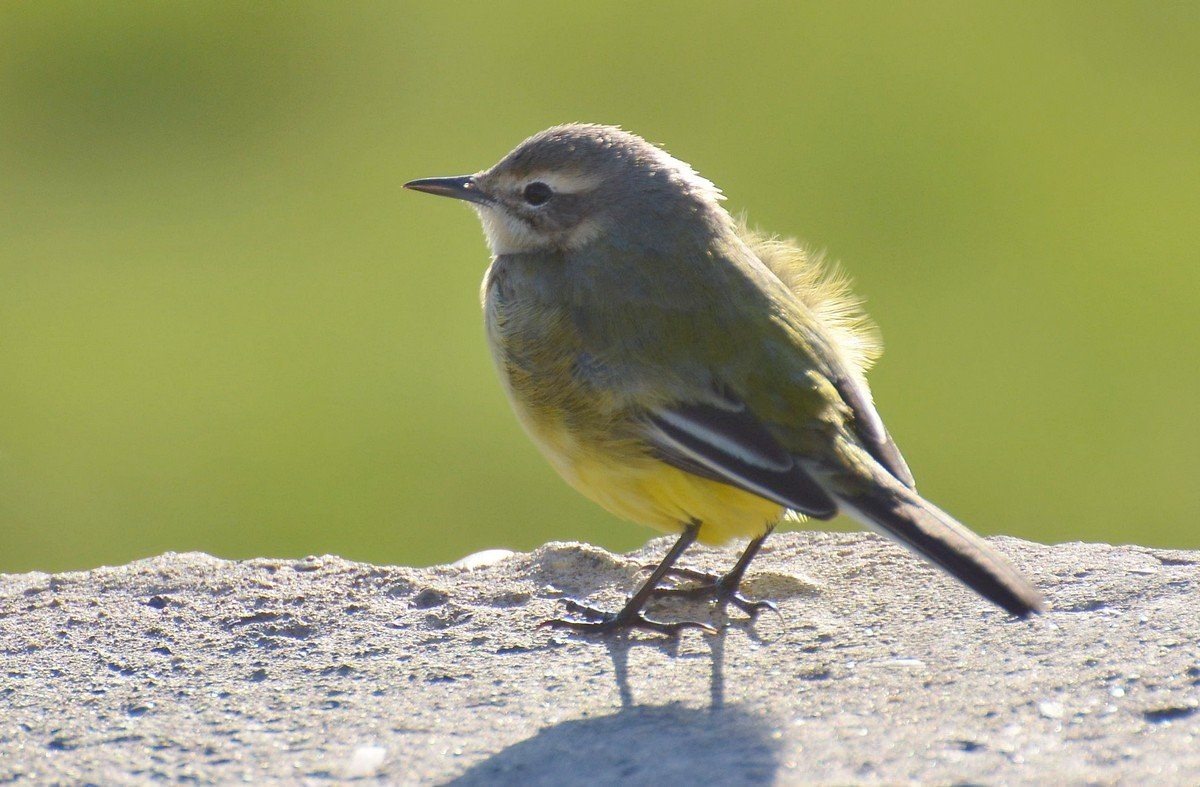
[522,181,553,206]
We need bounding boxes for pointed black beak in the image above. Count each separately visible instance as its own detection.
[403,175,492,206]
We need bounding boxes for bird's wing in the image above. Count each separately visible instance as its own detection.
[640,390,838,519]
[741,232,917,490]
[827,370,916,490]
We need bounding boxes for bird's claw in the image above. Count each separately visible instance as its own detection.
[538,598,718,636]
[649,568,783,622]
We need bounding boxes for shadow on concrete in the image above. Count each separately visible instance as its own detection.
[448,632,781,786]
[446,701,780,786]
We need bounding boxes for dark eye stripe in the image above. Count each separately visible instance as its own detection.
[523,181,553,206]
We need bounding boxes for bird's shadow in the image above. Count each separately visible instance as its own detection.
[447,632,782,786]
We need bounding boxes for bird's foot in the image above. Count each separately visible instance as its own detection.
[644,565,780,621]
[539,598,717,637]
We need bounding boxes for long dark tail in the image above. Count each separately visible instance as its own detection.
[828,458,1044,618]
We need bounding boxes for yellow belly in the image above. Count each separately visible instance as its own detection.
[522,409,784,545]
[567,453,785,544]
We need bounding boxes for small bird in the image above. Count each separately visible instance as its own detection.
[406,124,1043,634]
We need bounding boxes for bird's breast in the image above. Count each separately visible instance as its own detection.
[479,257,785,542]
[482,257,602,437]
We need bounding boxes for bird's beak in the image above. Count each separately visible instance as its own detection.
[403,175,492,206]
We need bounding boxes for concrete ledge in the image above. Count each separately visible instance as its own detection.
[2,532,1198,783]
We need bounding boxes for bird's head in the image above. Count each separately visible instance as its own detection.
[405,124,724,257]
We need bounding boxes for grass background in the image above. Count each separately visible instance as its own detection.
[2,2,1197,573]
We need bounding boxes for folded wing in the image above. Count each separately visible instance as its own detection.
[642,392,838,520]
[828,370,916,490]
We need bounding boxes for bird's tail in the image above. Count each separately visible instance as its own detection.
[822,451,1045,618]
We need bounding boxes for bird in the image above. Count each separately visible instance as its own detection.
[405,123,1043,635]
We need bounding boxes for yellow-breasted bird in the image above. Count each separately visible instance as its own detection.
[405,124,1043,634]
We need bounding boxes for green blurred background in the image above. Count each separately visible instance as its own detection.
[2,2,1197,574]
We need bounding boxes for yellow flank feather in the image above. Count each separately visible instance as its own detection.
[500,369,785,545]
[571,459,785,546]
[555,449,784,546]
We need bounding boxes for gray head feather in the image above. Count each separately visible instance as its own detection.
[472,124,727,256]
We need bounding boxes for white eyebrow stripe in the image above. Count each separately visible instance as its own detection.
[525,171,602,194]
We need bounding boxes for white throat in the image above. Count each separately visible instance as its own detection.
[475,205,543,256]
[474,205,602,256]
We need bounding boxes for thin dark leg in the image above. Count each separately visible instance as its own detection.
[540,521,716,636]
[649,524,779,620]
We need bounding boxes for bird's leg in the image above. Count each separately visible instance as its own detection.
[647,525,779,620]
[541,521,716,636]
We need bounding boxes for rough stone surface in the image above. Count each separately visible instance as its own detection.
[2,532,1198,785]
